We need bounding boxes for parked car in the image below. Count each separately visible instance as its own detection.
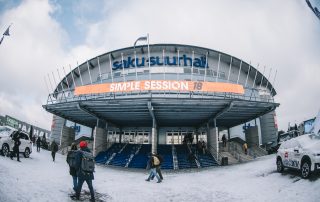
[276,134,320,178]
[0,126,33,158]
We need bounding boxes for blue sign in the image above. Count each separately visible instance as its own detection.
[112,54,208,70]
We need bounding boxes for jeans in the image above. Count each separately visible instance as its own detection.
[150,166,163,180]
[72,176,78,191]
[147,168,161,181]
[76,178,95,200]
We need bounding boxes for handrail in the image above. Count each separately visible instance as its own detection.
[207,144,227,165]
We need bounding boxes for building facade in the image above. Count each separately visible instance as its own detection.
[43,44,279,156]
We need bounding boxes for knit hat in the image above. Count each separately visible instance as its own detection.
[79,141,87,148]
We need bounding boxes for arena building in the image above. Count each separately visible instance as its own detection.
[43,43,279,169]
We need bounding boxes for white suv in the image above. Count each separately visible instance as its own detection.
[276,134,320,178]
[0,126,33,158]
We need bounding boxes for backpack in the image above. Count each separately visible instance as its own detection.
[153,156,160,166]
[81,151,95,172]
[67,151,77,168]
[156,155,163,165]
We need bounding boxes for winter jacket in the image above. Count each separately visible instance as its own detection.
[36,138,41,146]
[75,147,94,180]
[147,156,158,169]
[51,142,58,152]
[13,139,21,152]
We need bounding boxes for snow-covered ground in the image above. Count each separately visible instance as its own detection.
[0,149,319,202]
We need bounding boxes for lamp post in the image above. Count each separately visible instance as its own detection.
[133,34,150,81]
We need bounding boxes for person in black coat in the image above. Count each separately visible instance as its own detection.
[67,143,78,192]
[73,141,95,201]
[36,136,41,152]
[50,140,59,162]
[10,133,21,162]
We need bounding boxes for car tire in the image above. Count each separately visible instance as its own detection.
[2,144,10,157]
[24,148,30,158]
[301,160,311,179]
[277,158,284,173]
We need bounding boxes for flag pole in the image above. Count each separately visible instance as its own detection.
[204,51,208,82]
[109,54,114,82]
[163,49,166,80]
[259,66,266,89]
[44,76,50,94]
[69,65,76,88]
[0,24,12,46]
[57,69,65,92]
[191,51,194,81]
[236,60,243,84]
[177,49,180,80]
[97,57,102,84]
[77,62,84,86]
[51,72,58,92]
[227,56,233,82]
[265,68,272,89]
[47,74,54,92]
[270,69,277,95]
[147,33,151,80]
[121,53,126,82]
[216,53,221,82]
[134,50,137,81]
[244,62,251,87]
[86,60,93,85]
[63,66,70,90]
[252,63,259,88]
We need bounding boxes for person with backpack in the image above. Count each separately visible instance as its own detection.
[51,140,59,162]
[72,141,95,202]
[151,154,164,180]
[66,143,78,192]
[145,152,162,183]
[10,132,21,162]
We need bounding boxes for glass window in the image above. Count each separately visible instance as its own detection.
[184,68,191,74]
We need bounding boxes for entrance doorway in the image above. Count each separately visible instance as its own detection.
[108,130,150,144]
[166,131,195,144]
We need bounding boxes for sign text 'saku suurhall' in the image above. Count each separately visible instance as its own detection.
[74,80,244,95]
[112,54,208,70]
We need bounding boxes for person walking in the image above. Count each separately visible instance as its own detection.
[151,153,164,180]
[36,136,41,152]
[72,141,95,202]
[243,142,248,155]
[67,143,78,192]
[51,140,59,162]
[222,134,227,148]
[145,152,162,183]
[10,132,21,162]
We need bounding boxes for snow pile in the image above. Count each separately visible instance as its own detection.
[0,149,319,202]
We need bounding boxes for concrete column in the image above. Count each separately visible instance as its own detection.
[151,119,157,154]
[60,126,75,148]
[195,129,199,144]
[93,127,108,156]
[93,119,108,156]
[207,119,219,160]
[119,128,122,143]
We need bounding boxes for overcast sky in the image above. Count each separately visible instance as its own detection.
[0,0,319,131]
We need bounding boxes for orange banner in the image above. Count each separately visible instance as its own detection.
[74,80,244,95]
